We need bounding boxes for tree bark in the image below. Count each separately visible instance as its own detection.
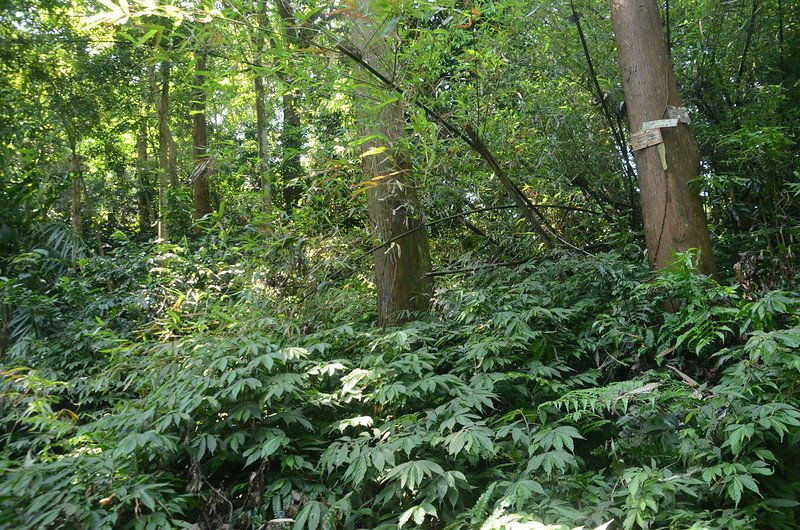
[67,134,83,237]
[334,43,554,245]
[168,130,179,188]
[192,51,213,219]
[610,0,716,275]
[254,72,271,206]
[70,173,82,237]
[276,0,305,210]
[280,94,303,209]
[253,0,272,208]
[353,3,433,327]
[156,61,172,240]
[136,117,153,234]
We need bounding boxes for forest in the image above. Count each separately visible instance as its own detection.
[1,0,799,527]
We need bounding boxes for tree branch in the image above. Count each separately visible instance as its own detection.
[335,40,555,247]
[425,260,529,277]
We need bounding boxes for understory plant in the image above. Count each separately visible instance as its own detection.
[2,239,799,529]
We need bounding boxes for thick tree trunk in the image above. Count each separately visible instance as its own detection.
[610,0,716,275]
[192,51,213,219]
[353,4,433,327]
[156,61,172,240]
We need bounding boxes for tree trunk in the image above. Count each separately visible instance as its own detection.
[252,0,272,207]
[254,66,272,207]
[276,0,305,210]
[610,0,716,275]
[168,130,179,188]
[192,51,213,219]
[156,61,172,240]
[136,117,153,234]
[353,3,433,327]
[254,73,271,205]
[70,173,82,237]
[280,94,303,209]
[68,136,83,237]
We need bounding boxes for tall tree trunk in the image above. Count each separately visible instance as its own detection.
[280,94,303,209]
[168,131,179,188]
[70,174,82,237]
[354,3,433,327]
[156,61,172,240]
[253,1,272,208]
[68,136,83,237]
[610,0,716,275]
[254,72,271,207]
[136,117,153,234]
[192,51,213,219]
[276,0,305,210]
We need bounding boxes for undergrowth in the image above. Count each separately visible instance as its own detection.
[1,230,800,529]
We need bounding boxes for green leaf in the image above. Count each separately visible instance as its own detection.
[398,503,436,528]
[727,476,744,506]
[359,146,388,158]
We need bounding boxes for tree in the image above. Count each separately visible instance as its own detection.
[275,0,306,211]
[155,60,174,239]
[610,0,716,275]
[353,4,433,327]
[192,50,212,219]
[136,63,155,236]
[252,0,271,207]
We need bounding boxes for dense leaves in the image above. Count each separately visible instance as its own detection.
[2,0,800,527]
[2,232,799,528]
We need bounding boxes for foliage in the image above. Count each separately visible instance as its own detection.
[2,0,800,527]
[2,234,800,528]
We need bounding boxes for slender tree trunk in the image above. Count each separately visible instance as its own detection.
[136,117,153,234]
[70,174,82,237]
[168,131,178,188]
[156,61,172,240]
[254,72,271,206]
[610,0,716,275]
[253,0,272,207]
[68,136,83,237]
[354,3,433,327]
[281,94,303,209]
[192,51,213,219]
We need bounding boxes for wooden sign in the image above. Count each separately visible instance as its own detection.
[667,105,691,124]
[642,118,680,130]
[631,128,663,150]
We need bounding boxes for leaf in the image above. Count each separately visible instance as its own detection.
[307,501,321,530]
[398,507,414,528]
[261,435,286,458]
[398,503,436,528]
[138,489,156,511]
[727,476,744,506]
[294,501,326,530]
[359,146,388,158]
[135,28,158,46]
[382,16,400,36]
[206,434,217,454]
[723,424,755,455]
